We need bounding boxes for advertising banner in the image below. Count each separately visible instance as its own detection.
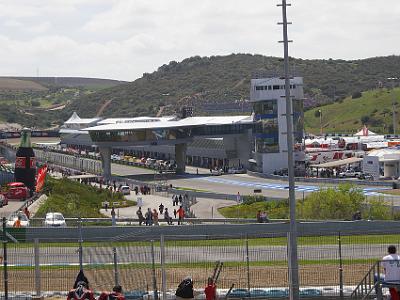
[36,165,48,192]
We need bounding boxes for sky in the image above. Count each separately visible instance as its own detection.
[1,0,400,81]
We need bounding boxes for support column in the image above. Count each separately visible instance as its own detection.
[175,143,187,174]
[99,147,112,179]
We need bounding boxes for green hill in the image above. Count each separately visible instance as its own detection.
[66,54,400,119]
[305,88,400,135]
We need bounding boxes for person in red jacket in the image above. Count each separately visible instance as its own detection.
[177,206,185,225]
[204,277,217,300]
[67,281,95,300]
[98,285,125,300]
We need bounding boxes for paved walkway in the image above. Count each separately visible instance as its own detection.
[100,192,236,220]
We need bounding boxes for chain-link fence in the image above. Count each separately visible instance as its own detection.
[1,230,399,299]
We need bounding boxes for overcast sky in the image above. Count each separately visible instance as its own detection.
[1,0,399,81]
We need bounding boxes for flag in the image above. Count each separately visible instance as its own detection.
[35,165,48,192]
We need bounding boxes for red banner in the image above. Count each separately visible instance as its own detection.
[35,165,48,193]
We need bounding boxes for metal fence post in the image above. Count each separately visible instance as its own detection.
[338,232,344,299]
[113,247,119,286]
[2,217,9,300]
[78,217,83,271]
[160,235,167,300]
[246,237,251,293]
[34,238,41,297]
[151,240,159,300]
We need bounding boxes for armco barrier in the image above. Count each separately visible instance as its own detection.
[13,220,400,242]
[247,170,394,187]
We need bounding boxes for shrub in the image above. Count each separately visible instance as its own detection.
[243,195,266,205]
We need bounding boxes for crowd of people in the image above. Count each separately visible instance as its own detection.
[135,204,185,226]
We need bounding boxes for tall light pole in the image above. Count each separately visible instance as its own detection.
[388,77,399,135]
[278,1,299,299]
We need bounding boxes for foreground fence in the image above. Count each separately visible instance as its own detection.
[1,229,399,299]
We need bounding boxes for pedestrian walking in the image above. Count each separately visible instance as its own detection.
[152,209,159,226]
[159,203,164,215]
[145,208,153,226]
[177,206,185,225]
[111,207,116,226]
[164,208,173,225]
[178,194,183,204]
[136,207,144,226]
[173,209,177,219]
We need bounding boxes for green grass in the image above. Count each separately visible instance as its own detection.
[35,177,133,218]
[174,187,210,193]
[305,88,400,134]
[218,201,289,219]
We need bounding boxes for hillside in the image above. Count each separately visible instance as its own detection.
[304,88,400,134]
[67,54,400,119]
[1,76,127,90]
[0,78,47,91]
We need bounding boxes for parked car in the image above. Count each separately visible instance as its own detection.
[6,213,30,227]
[5,182,30,201]
[228,167,246,174]
[210,168,223,176]
[338,169,361,178]
[120,185,131,195]
[44,212,66,227]
[358,173,374,180]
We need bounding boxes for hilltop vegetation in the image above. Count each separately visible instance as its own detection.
[67,54,400,119]
[2,54,400,129]
[305,87,400,134]
[0,77,126,128]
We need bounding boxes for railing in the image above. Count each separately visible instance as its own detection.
[351,260,381,299]
[351,260,400,300]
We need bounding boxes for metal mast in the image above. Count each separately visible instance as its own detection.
[277,0,299,299]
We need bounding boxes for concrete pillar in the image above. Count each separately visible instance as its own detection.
[175,143,187,174]
[99,146,112,179]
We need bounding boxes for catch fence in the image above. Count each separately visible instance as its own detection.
[1,229,398,299]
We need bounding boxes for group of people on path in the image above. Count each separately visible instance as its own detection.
[136,204,185,226]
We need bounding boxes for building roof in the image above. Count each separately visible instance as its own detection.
[309,157,363,168]
[97,116,176,125]
[85,115,253,131]
[64,112,101,125]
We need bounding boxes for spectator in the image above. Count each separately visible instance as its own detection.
[177,206,185,225]
[98,285,125,300]
[152,209,159,226]
[164,208,173,225]
[136,207,144,226]
[178,194,183,204]
[159,203,164,215]
[111,207,116,226]
[261,211,269,223]
[352,211,362,221]
[24,206,30,219]
[68,271,95,300]
[176,277,194,300]
[145,208,153,226]
[256,210,262,223]
[382,245,400,300]
[173,209,177,219]
[204,277,217,300]
[13,215,22,228]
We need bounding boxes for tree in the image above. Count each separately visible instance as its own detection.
[301,184,364,220]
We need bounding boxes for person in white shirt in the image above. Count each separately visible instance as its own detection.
[382,245,400,300]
